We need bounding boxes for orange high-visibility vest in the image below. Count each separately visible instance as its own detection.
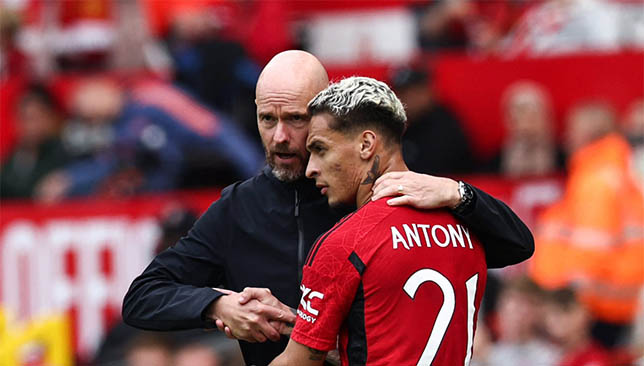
[531,134,644,324]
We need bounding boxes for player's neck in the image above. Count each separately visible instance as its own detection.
[356,152,408,208]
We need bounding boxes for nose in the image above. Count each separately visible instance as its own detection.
[273,121,290,144]
[305,155,319,179]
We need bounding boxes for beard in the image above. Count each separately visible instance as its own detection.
[265,142,307,182]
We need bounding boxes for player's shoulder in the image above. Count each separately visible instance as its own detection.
[323,199,393,239]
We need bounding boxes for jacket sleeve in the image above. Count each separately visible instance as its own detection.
[122,196,231,330]
[453,185,535,268]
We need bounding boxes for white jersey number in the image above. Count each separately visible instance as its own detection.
[403,269,479,366]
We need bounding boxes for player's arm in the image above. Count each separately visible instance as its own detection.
[270,339,327,366]
[371,171,534,268]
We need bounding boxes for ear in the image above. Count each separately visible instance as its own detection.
[359,130,377,160]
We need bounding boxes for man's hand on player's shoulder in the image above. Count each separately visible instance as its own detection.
[206,287,295,343]
[371,171,461,209]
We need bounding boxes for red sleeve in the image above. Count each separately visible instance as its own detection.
[291,235,360,351]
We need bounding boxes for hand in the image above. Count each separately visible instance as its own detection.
[238,287,297,336]
[371,171,461,209]
[206,288,291,343]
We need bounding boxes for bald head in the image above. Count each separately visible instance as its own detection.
[256,50,329,103]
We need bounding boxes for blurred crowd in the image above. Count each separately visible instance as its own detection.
[1,0,643,202]
[0,0,643,365]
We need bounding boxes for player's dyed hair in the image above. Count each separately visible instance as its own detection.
[307,76,407,144]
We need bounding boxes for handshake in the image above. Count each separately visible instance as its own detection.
[206,287,296,343]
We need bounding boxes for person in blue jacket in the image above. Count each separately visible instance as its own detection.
[35,78,264,201]
[122,51,535,366]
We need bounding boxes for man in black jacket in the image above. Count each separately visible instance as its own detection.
[122,50,534,366]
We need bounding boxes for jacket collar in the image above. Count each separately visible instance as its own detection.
[262,165,322,200]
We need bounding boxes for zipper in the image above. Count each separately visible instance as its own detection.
[295,189,305,284]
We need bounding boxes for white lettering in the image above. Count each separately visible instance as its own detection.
[297,308,317,323]
[448,225,466,248]
[417,224,431,247]
[1,217,160,358]
[391,226,409,250]
[403,224,422,247]
[462,226,473,249]
[431,225,450,247]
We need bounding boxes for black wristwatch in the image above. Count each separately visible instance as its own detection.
[452,181,474,214]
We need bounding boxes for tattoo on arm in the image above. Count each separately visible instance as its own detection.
[361,155,380,185]
[307,347,326,361]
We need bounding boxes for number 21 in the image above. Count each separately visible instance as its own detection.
[403,269,479,366]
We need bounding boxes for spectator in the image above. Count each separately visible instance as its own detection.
[415,0,471,51]
[531,101,644,348]
[173,337,244,366]
[35,78,264,202]
[494,81,564,177]
[544,287,612,366]
[484,277,561,366]
[174,343,220,366]
[1,84,69,199]
[391,66,474,175]
[164,7,260,138]
[623,99,644,183]
[124,333,173,366]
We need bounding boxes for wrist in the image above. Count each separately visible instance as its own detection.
[451,181,474,214]
[203,297,223,328]
[446,179,461,209]
[208,292,229,320]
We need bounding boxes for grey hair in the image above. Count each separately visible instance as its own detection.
[307,77,407,142]
[308,76,407,123]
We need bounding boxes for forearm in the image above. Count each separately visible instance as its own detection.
[269,339,327,366]
[454,185,534,268]
[122,266,223,330]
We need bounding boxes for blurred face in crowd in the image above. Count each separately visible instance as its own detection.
[544,301,589,348]
[504,83,553,144]
[565,102,615,154]
[73,80,124,125]
[397,83,432,122]
[623,99,644,141]
[174,345,220,366]
[497,289,542,342]
[126,345,171,366]
[305,113,365,207]
[256,51,329,182]
[18,96,57,148]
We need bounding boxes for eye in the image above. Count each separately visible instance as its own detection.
[310,144,325,156]
[290,114,309,125]
[260,114,277,124]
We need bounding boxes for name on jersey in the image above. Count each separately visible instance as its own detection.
[390,223,473,250]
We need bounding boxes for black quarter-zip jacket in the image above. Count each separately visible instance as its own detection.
[122,166,534,365]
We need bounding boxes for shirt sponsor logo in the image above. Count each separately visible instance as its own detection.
[298,284,324,323]
[390,223,474,250]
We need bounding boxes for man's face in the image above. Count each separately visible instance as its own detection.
[256,88,312,182]
[305,113,362,207]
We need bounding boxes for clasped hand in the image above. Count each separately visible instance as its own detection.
[208,287,296,343]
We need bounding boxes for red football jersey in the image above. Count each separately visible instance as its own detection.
[291,199,487,365]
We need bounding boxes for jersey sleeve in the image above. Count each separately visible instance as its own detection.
[291,234,361,351]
